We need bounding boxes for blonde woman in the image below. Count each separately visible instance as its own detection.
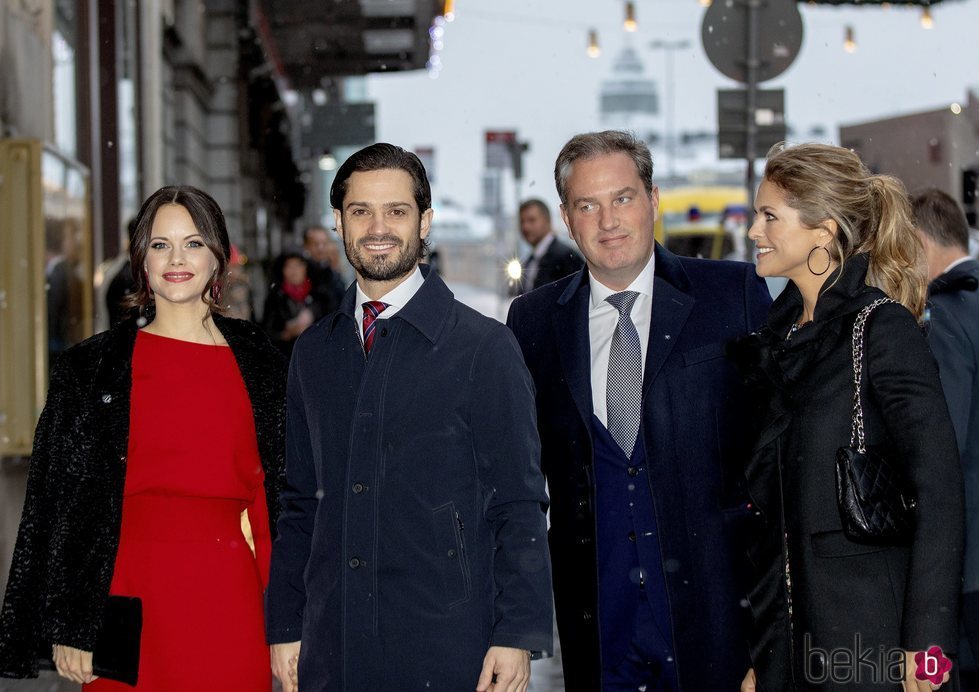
[738,143,963,691]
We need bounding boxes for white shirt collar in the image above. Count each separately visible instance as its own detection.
[943,255,973,275]
[588,250,656,312]
[355,265,424,312]
[532,233,556,260]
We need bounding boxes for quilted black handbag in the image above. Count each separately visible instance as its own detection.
[834,298,917,543]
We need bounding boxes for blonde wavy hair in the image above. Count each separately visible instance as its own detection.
[763,142,926,319]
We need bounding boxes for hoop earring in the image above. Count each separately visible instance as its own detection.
[807,245,831,276]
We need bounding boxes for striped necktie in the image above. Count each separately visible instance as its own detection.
[362,301,389,355]
[606,291,643,456]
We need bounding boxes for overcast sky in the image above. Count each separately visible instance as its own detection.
[364,0,979,214]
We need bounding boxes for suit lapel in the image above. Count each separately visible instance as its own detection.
[552,273,594,428]
[642,260,694,397]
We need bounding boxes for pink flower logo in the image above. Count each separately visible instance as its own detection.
[914,646,953,685]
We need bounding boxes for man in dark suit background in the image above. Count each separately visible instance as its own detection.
[302,225,347,315]
[516,198,583,294]
[507,130,772,691]
[913,187,979,672]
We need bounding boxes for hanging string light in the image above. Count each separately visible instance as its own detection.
[624,2,638,32]
[920,5,934,28]
[587,29,601,57]
[844,25,856,52]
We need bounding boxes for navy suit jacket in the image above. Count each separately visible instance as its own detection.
[507,243,771,690]
[266,267,552,691]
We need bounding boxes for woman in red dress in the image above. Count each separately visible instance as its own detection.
[0,185,286,690]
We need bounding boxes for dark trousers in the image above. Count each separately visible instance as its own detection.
[602,594,678,692]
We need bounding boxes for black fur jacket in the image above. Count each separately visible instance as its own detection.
[0,314,287,678]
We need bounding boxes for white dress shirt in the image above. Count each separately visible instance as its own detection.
[524,233,556,289]
[588,252,656,427]
[354,266,425,343]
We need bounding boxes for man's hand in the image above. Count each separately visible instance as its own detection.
[741,667,756,692]
[475,646,531,692]
[53,644,97,684]
[272,641,301,692]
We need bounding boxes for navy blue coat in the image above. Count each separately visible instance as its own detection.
[507,244,771,691]
[927,258,979,593]
[265,267,553,692]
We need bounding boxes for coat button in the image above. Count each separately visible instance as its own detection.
[447,549,457,558]
[101,394,112,403]
[627,466,639,477]
[352,483,366,494]
[380,328,388,337]
[628,530,636,542]
[348,557,361,569]
[581,609,592,621]
[577,499,588,509]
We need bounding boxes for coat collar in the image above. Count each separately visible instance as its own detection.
[93,312,272,391]
[746,253,882,455]
[929,257,979,297]
[333,264,451,345]
[551,242,694,426]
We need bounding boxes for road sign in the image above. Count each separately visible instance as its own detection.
[485,131,517,169]
[702,0,803,84]
[717,88,786,159]
[415,146,436,183]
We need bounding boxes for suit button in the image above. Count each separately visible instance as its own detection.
[627,466,639,477]
[577,499,588,509]
[628,530,636,542]
[348,557,362,569]
[581,609,593,621]
[352,483,366,494]
[380,328,388,337]
[447,549,457,558]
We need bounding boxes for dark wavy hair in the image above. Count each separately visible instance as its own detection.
[123,185,231,314]
[329,143,433,258]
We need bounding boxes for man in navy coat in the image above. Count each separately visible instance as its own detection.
[266,143,552,692]
[913,187,979,669]
[507,131,771,691]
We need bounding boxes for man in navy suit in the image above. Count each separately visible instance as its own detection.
[507,130,772,691]
[516,199,584,294]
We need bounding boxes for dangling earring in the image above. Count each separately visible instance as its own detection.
[210,282,222,303]
[807,246,831,276]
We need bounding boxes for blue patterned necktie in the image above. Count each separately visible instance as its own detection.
[606,291,643,456]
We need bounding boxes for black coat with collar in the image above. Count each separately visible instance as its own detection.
[507,243,772,691]
[927,259,979,594]
[0,314,287,678]
[524,236,585,293]
[736,254,964,689]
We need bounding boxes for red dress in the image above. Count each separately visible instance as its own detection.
[87,331,272,691]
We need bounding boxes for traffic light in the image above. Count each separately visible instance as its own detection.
[964,167,978,226]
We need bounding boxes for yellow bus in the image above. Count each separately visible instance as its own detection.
[655,185,749,261]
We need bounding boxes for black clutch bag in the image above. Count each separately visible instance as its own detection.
[835,298,916,544]
[37,595,142,686]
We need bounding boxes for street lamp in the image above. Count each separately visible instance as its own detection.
[649,39,691,183]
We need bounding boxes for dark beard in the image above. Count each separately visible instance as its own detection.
[345,231,422,283]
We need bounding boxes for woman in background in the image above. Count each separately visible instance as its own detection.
[0,185,286,690]
[738,143,963,691]
[262,250,323,358]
